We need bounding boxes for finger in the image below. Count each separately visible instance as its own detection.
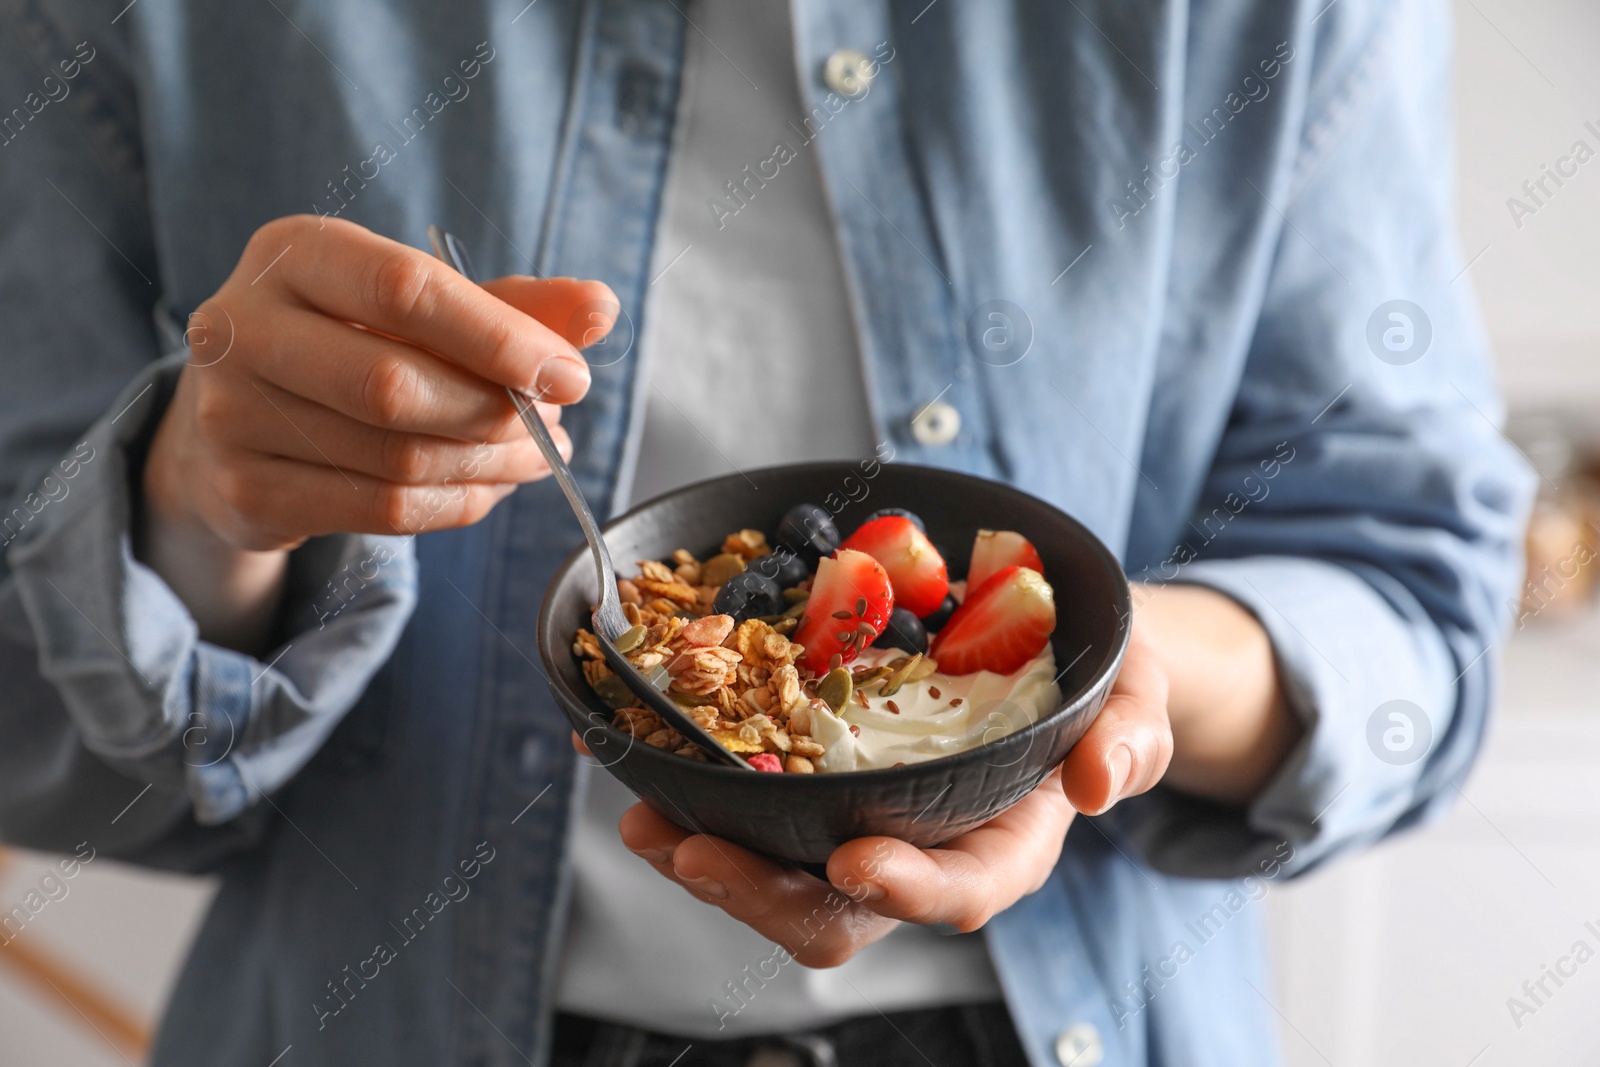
[619,805,896,967]
[825,768,1075,931]
[197,450,531,548]
[571,731,593,757]
[672,834,897,966]
[252,217,592,403]
[479,276,620,351]
[234,303,530,441]
[618,802,696,867]
[1060,626,1173,816]
[224,380,563,486]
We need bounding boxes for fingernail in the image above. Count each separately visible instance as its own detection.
[853,881,886,902]
[630,847,673,864]
[683,875,728,900]
[533,354,590,401]
[1105,745,1133,803]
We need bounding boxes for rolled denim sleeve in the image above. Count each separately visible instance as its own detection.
[1109,1,1534,879]
[0,6,416,867]
[7,359,416,831]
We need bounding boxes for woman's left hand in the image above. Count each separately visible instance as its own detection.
[607,625,1174,967]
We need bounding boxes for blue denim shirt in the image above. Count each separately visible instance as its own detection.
[0,1,1530,1064]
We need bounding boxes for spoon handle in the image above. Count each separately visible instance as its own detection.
[425,227,749,770]
[426,227,627,638]
[503,387,628,639]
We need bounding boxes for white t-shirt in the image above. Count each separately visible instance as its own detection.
[554,0,1002,1038]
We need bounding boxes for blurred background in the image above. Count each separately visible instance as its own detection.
[4,1,1599,1062]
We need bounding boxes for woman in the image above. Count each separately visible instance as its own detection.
[0,0,1527,1064]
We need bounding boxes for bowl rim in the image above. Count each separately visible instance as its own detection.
[536,461,1132,783]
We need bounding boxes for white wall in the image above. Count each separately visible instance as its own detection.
[1263,6,1600,1061]
[1456,0,1600,407]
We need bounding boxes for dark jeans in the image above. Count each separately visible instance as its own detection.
[552,1003,1030,1067]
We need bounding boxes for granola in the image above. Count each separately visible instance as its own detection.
[571,504,1062,772]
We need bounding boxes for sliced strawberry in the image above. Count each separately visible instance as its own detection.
[966,529,1045,593]
[929,565,1055,675]
[793,548,895,674]
[838,516,949,617]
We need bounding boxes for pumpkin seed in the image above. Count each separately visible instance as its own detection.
[879,653,923,697]
[817,666,854,712]
[851,665,894,688]
[593,674,638,710]
[613,624,648,655]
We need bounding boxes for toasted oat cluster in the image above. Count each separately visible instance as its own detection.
[571,530,834,773]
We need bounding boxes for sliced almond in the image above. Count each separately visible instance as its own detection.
[700,552,748,588]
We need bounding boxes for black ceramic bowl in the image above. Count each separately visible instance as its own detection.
[537,462,1131,865]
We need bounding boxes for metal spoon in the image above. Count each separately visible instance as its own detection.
[426,226,751,770]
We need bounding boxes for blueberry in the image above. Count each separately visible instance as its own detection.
[863,507,925,532]
[712,571,783,622]
[774,503,839,564]
[751,547,809,589]
[877,608,928,655]
[921,593,958,631]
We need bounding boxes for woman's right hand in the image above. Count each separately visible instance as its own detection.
[139,215,616,649]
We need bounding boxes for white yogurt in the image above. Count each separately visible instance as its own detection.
[813,645,1061,772]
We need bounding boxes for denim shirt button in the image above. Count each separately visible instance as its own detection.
[822,49,875,98]
[1053,1023,1104,1067]
[910,400,960,446]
